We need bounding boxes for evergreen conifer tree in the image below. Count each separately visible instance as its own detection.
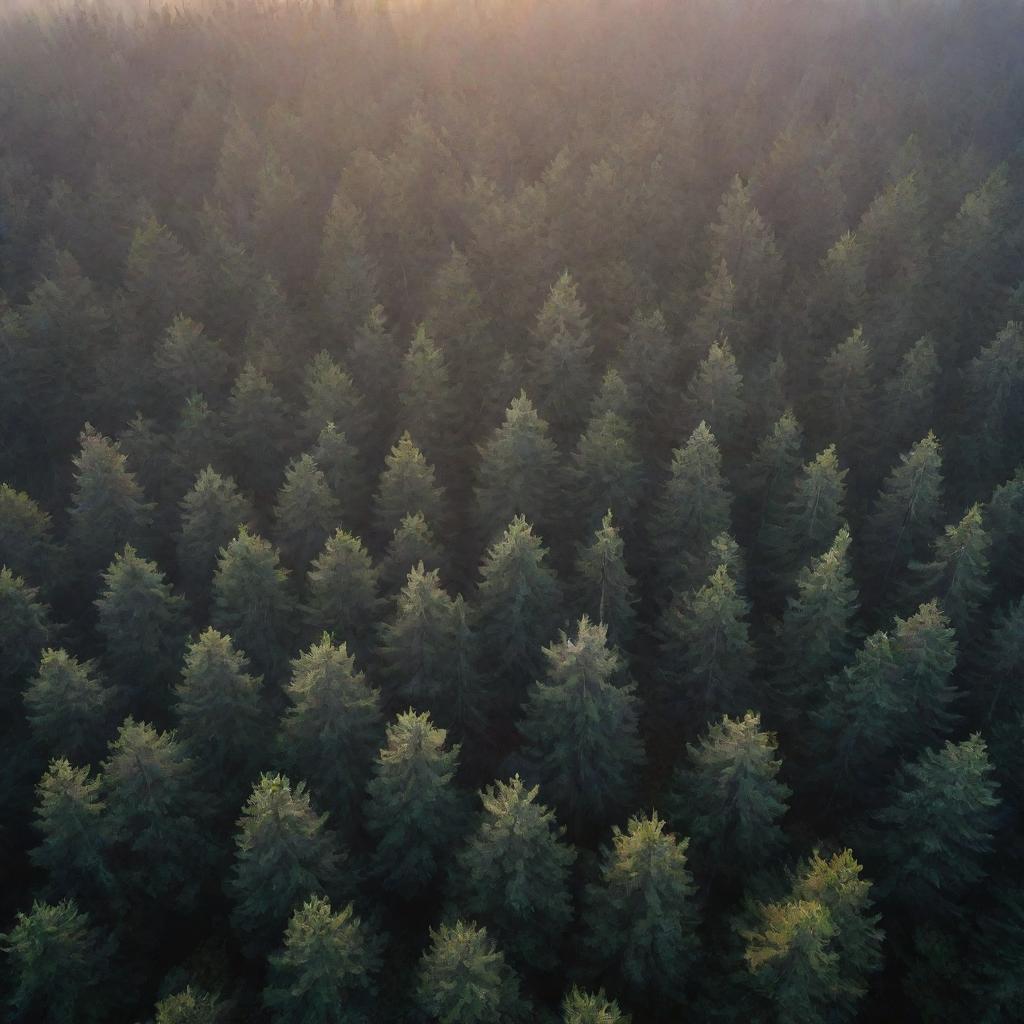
[373,432,444,540]
[574,511,638,649]
[273,455,341,571]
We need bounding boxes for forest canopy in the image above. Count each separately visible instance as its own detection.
[1,0,1023,1021]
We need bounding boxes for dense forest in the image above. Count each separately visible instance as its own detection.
[1,0,1023,1020]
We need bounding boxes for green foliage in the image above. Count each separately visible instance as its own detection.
[686,339,745,447]
[475,391,563,542]
[365,710,464,895]
[154,987,225,1024]
[177,467,253,601]
[264,896,382,1024]
[225,363,288,496]
[175,628,264,798]
[416,920,527,1024]
[1,899,113,1024]
[229,774,345,955]
[309,422,362,524]
[519,616,643,832]
[881,335,939,451]
[399,324,454,465]
[211,526,295,681]
[380,511,444,593]
[658,563,754,728]
[562,987,630,1024]
[156,315,229,405]
[454,776,575,971]
[654,421,732,594]
[0,483,59,589]
[987,465,1024,599]
[279,635,382,829]
[574,511,638,648]
[317,191,378,341]
[668,711,790,875]
[374,432,444,539]
[67,425,152,581]
[582,812,698,1002]
[301,351,366,452]
[746,408,804,543]
[820,327,873,455]
[273,454,341,571]
[476,516,563,702]
[875,734,1000,910]
[304,528,381,659]
[742,851,882,1024]
[0,567,51,700]
[24,650,110,762]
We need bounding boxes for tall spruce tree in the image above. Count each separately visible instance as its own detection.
[224,363,289,497]
[686,339,746,449]
[398,324,454,467]
[317,191,379,342]
[574,511,638,649]
[273,455,341,571]
[0,483,60,591]
[373,432,444,540]
[379,511,444,594]
[562,987,630,1024]
[0,568,52,710]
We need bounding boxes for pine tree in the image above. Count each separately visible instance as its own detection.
[304,528,381,661]
[345,306,400,458]
[668,711,790,876]
[317,191,378,342]
[908,503,991,634]
[0,483,60,590]
[764,445,847,578]
[562,987,630,1024]
[881,335,939,451]
[686,339,745,448]
[174,628,264,801]
[365,710,465,895]
[617,307,674,440]
[743,851,882,1024]
[101,717,207,910]
[224,363,289,497]
[977,596,1024,722]
[987,466,1024,600]
[658,564,754,729]
[582,812,698,1004]
[866,432,944,587]
[379,511,443,594]
[95,545,186,712]
[273,455,341,571]
[689,260,741,361]
[775,527,859,721]
[264,896,382,1024]
[476,516,563,705]
[373,432,444,540]
[0,568,52,707]
[154,987,225,1024]
[1,899,113,1024]
[67,425,152,582]
[170,393,223,492]
[310,422,363,526]
[654,421,732,595]
[242,274,307,382]
[177,467,253,602]
[211,526,295,682]
[300,351,366,453]
[746,408,804,545]
[530,270,595,441]
[475,392,563,542]
[453,776,575,971]
[155,315,230,407]
[571,398,644,538]
[574,511,638,649]
[398,324,453,466]
[24,650,110,763]
[876,735,1000,911]
[31,759,114,907]
[279,635,381,831]
[819,327,873,457]
[415,920,527,1024]
[229,774,345,956]
[124,216,201,334]
[519,617,643,834]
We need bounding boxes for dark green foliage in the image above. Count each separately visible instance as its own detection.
[229,774,345,955]
[317,192,379,341]
[686,339,745,448]
[304,529,381,659]
[574,511,638,648]
[519,617,643,833]
[562,987,630,1024]
[379,511,444,594]
[365,710,464,895]
[101,718,208,910]
[177,467,253,601]
[987,466,1024,599]
[264,896,382,1024]
[668,711,790,876]
[415,920,527,1024]
[475,392,562,542]
[279,636,382,831]
[1,899,113,1024]
[175,628,264,798]
[24,650,110,763]
[211,527,295,681]
[0,483,59,589]
[746,408,804,545]
[453,776,575,971]
[881,335,939,451]
[654,421,732,595]
[875,734,1000,911]
[742,851,882,1024]
[68,426,152,582]
[273,455,341,571]
[309,423,362,524]
[476,516,562,703]
[820,327,873,456]
[399,324,454,466]
[95,545,186,708]
[301,352,366,452]
[0,567,52,702]
[658,563,754,729]
[374,432,444,540]
[225,364,289,496]
[582,812,698,1003]
[156,316,229,406]
[154,987,225,1024]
